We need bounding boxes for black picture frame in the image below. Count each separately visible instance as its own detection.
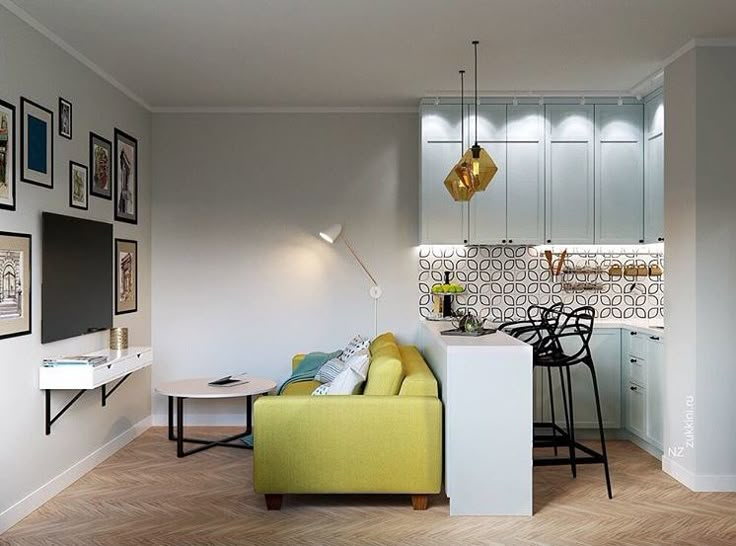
[89,132,112,200]
[114,128,138,224]
[69,161,88,211]
[0,98,16,211]
[115,238,138,315]
[58,97,72,140]
[0,231,32,341]
[20,97,54,188]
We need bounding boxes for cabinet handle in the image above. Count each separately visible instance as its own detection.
[630,359,637,363]
[508,239,514,244]
[630,331,637,336]
[650,336,660,341]
[546,239,552,244]
[502,239,507,244]
[630,386,638,391]
[639,239,644,243]
[463,239,468,244]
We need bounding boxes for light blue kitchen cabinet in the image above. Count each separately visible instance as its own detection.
[506,105,545,244]
[545,105,595,244]
[644,91,665,243]
[420,104,467,244]
[646,333,664,449]
[469,105,507,243]
[595,105,644,244]
[543,328,621,429]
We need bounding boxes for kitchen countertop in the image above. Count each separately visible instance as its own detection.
[424,317,665,337]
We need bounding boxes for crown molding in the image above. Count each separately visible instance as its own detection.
[0,0,152,111]
[150,105,418,114]
[663,37,736,68]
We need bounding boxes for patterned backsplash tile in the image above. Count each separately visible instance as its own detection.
[418,245,664,322]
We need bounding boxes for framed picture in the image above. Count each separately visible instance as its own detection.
[114,129,137,224]
[89,132,112,199]
[115,238,137,315]
[20,98,54,188]
[69,161,88,210]
[0,99,16,211]
[0,231,32,340]
[58,97,72,140]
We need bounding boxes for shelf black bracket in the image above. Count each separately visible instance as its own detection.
[101,373,132,407]
[45,372,134,435]
[45,389,86,436]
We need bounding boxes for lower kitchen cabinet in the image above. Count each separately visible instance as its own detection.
[626,382,647,439]
[623,329,664,451]
[539,328,621,429]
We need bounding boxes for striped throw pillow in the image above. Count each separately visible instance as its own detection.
[314,357,345,384]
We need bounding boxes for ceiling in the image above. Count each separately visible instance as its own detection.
[7,0,736,109]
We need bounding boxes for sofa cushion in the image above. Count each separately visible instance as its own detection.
[398,346,439,398]
[364,339,404,396]
[369,332,396,354]
[281,380,321,396]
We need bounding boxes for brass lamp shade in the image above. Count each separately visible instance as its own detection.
[444,166,477,202]
[464,146,498,191]
[453,159,479,191]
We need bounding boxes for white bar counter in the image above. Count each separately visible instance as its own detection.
[419,320,533,516]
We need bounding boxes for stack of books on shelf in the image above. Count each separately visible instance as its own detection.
[43,355,109,367]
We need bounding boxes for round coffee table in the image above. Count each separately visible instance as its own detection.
[155,377,277,458]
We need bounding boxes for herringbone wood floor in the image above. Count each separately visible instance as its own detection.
[3,428,736,546]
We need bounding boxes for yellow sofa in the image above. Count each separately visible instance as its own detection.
[253,332,443,510]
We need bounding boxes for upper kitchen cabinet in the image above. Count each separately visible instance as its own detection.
[644,91,665,243]
[470,105,507,244]
[506,105,545,245]
[420,104,468,244]
[595,104,644,244]
[545,105,595,244]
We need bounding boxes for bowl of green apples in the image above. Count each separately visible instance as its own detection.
[431,283,465,296]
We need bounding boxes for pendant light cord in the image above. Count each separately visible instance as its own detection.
[473,40,479,146]
[459,70,465,149]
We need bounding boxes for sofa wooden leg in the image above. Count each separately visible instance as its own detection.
[265,494,283,510]
[411,495,429,510]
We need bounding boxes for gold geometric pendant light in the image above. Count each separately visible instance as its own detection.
[444,69,478,202]
[466,40,498,192]
[465,145,497,191]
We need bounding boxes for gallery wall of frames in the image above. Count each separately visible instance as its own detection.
[0,92,140,341]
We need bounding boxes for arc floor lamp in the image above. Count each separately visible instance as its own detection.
[319,224,382,337]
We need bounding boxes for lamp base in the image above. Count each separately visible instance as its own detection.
[369,286,383,299]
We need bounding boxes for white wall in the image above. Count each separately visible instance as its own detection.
[151,113,418,423]
[663,45,736,490]
[0,6,152,531]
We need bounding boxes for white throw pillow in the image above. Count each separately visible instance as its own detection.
[326,350,370,395]
[339,335,370,362]
[312,383,331,396]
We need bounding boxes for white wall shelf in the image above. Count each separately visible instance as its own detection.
[40,347,153,435]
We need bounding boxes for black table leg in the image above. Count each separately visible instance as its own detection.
[168,395,174,441]
[245,395,252,435]
[177,396,184,458]
[167,394,251,458]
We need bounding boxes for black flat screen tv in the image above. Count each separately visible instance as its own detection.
[42,213,113,343]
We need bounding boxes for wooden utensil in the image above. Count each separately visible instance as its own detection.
[555,250,567,276]
[544,250,554,276]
